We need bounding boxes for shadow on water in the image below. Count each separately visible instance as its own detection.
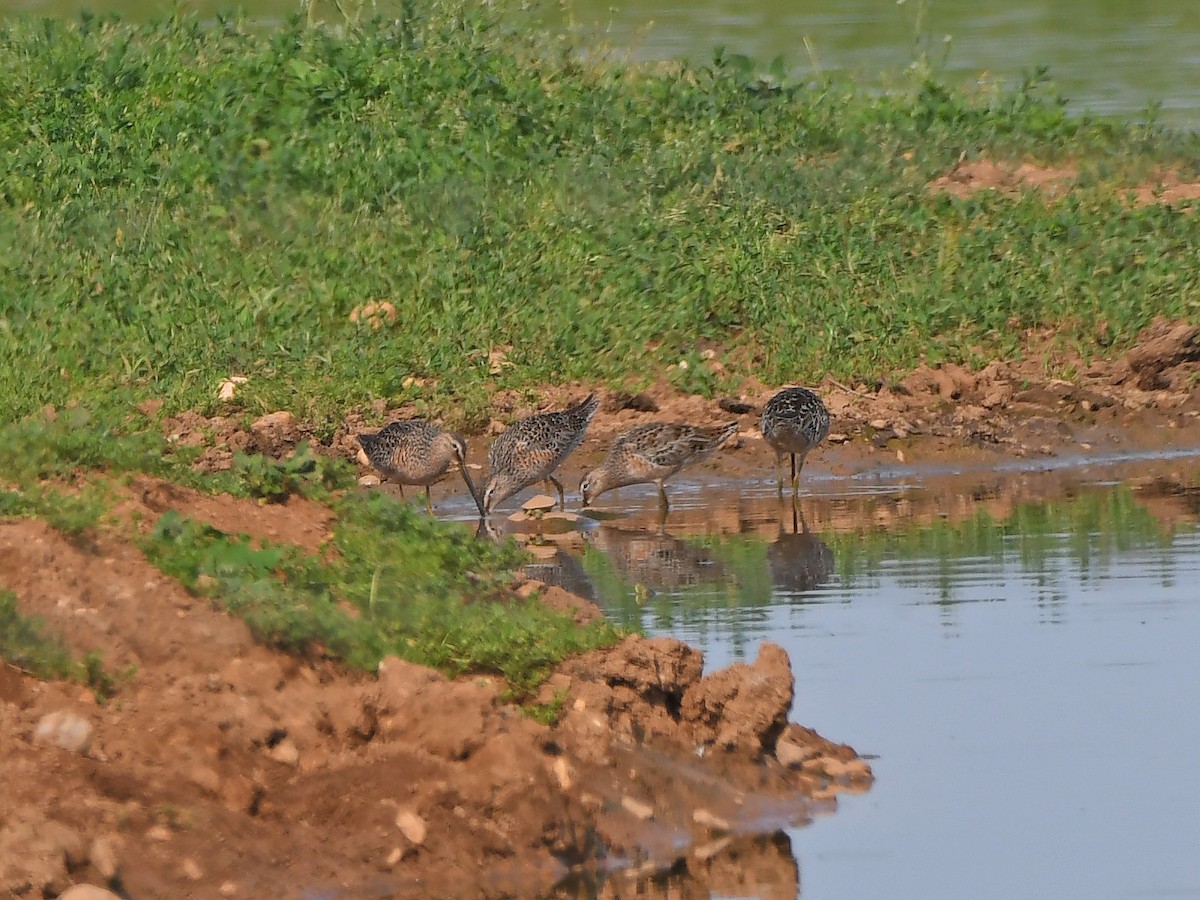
[470,451,1200,899]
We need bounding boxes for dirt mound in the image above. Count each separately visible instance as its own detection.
[929,159,1200,207]
[0,500,871,898]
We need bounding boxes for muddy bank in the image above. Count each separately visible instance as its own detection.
[0,492,870,899]
[160,317,1200,488]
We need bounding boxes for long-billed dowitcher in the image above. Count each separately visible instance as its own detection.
[356,420,483,515]
[580,421,739,509]
[760,386,830,495]
[481,393,600,513]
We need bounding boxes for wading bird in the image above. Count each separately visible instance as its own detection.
[580,421,739,510]
[481,394,600,513]
[760,386,830,495]
[357,420,483,515]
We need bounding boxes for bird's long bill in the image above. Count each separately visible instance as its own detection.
[460,465,486,518]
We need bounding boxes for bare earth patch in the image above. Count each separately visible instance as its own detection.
[0,509,868,898]
[930,158,1200,207]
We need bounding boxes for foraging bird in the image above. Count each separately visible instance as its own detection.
[356,420,483,515]
[580,421,739,510]
[481,393,600,513]
[760,386,830,495]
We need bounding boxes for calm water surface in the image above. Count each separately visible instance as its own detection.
[481,452,1200,899]
[3,0,1200,128]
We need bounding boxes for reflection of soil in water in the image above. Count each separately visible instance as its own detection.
[558,831,799,900]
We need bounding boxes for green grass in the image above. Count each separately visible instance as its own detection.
[1,3,1198,433]
[143,500,622,696]
[0,589,129,700]
[0,415,625,698]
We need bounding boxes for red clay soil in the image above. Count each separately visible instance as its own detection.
[5,317,1199,898]
[0,498,868,899]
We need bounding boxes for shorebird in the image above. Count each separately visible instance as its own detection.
[760,386,830,495]
[481,393,600,513]
[580,421,739,510]
[356,420,483,515]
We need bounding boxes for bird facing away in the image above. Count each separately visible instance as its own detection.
[481,393,600,513]
[356,420,483,515]
[580,421,739,509]
[760,386,830,495]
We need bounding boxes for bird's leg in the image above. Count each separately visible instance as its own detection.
[657,481,670,510]
[424,485,433,514]
[775,452,785,495]
[397,483,406,500]
[790,453,798,495]
[546,475,566,510]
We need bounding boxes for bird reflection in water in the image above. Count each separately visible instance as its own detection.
[585,522,727,595]
[766,499,835,595]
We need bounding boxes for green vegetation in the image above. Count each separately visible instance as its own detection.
[2,3,1199,432]
[143,502,621,695]
[0,589,128,700]
[0,414,624,698]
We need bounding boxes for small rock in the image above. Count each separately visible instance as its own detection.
[181,857,203,881]
[692,808,730,833]
[692,836,734,862]
[88,835,121,880]
[217,375,248,401]
[869,419,889,430]
[251,410,293,434]
[358,474,382,487]
[395,809,427,846]
[826,432,850,444]
[219,883,238,897]
[145,825,172,843]
[188,764,221,795]
[34,711,94,754]
[718,397,754,414]
[59,887,122,900]
[385,847,403,867]
[268,739,300,767]
[551,756,573,791]
[620,796,654,821]
[521,494,557,512]
[775,734,817,768]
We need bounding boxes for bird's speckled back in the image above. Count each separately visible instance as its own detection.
[760,387,830,454]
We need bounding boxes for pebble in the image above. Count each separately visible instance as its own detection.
[267,739,300,767]
[34,711,94,755]
[775,735,815,768]
[358,474,381,487]
[551,757,573,791]
[188,764,221,795]
[395,809,427,846]
[88,835,121,880]
[219,883,238,897]
[181,857,203,881]
[692,808,730,833]
[145,824,172,843]
[59,887,122,900]
[620,796,654,821]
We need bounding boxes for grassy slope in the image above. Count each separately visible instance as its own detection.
[2,2,1198,433]
[0,415,622,697]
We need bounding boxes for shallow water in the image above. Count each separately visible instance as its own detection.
[474,450,1200,899]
